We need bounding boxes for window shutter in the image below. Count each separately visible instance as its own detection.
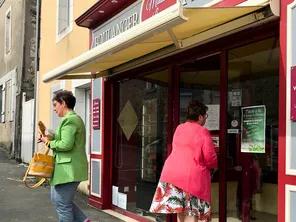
[9,79,14,121]
[58,0,69,33]
[1,84,6,123]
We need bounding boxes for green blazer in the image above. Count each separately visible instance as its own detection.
[49,111,88,186]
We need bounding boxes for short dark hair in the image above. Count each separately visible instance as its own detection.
[186,100,208,121]
[53,90,76,110]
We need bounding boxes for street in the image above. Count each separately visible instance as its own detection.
[0,147,124,222]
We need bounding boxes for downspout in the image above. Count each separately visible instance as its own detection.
[32,0,41,156]
[14,0,28,161]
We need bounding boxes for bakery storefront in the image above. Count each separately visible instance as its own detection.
[42,0,296,221]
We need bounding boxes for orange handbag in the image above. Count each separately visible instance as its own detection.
[23,121,54,189]
[23,142,54,188]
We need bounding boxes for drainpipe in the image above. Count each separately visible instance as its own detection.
[32,0,41,156]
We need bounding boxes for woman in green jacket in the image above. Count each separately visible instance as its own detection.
[40,90,90,222]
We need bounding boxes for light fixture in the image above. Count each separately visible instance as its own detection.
[112,0,118,3]
[99,10,104,13]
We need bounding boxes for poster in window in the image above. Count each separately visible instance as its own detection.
[241,105,266,153]
[205,104,219,131]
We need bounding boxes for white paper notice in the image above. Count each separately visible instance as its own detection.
[205,104,220,131]
[112,186,118,206]
[118,192,127,210]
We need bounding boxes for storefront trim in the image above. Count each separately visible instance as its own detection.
[75,0,136,29]
[285,0,296,176]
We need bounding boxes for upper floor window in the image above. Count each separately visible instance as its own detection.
[56,0,73,43]
[5,7,12,55]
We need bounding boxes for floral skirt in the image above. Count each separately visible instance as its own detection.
[149,182,211,221]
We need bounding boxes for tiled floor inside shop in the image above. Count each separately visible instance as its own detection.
[212,211,277,222]
[122,202,277,221]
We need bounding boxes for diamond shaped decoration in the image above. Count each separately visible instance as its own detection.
[117,100,138,141]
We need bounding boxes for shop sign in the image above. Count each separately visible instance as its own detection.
[141,0,177,22]
[93,12,140,46]
[291,66,296,120]
[91,0,250,47]
[241,105,266,153]
[92,98,100,130]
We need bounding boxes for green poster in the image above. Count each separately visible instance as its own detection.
[241,105,266,153]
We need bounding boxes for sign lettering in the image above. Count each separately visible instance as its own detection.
[93,98,100,130]
[94,13,139,46]
[141,0,176,21]
[91,0,249,48]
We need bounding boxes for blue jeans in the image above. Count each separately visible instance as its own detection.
[51,182,87,222]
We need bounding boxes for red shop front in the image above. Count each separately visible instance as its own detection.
[42,0,296,221]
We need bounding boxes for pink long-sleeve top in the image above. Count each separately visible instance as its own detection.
[160,121,218,203]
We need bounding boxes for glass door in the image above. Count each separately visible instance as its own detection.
[112,70,169,221]
[226,37,279,221]
[174,54,222,221]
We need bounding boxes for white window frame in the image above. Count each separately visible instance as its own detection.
[72,79,91,161]
[4,6,12,56]
[50,81,66,128]
[56,0,73,43]
[85,89,91,161]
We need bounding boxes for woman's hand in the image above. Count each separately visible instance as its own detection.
[38,135,49,144]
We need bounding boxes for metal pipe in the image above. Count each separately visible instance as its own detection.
[32,0,41,156]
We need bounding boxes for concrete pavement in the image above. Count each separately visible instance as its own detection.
[0,147,124,222]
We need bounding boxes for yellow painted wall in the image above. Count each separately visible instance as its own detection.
[38,0,96,127]
[38,0,97,195]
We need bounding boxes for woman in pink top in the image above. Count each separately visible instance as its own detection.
[150,100,218,222]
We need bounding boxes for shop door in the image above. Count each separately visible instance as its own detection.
[112,70,169,221]
[226,37,279,222]
[173,53,226,222]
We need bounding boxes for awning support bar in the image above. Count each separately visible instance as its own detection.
[167,29,182,48]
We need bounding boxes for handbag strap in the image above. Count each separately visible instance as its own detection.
[38,129,51,155]
[23,142,51,189]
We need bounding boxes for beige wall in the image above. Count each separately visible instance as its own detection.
[38,0,97,194]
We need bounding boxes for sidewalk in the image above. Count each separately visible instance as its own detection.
[0,147,124,222]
